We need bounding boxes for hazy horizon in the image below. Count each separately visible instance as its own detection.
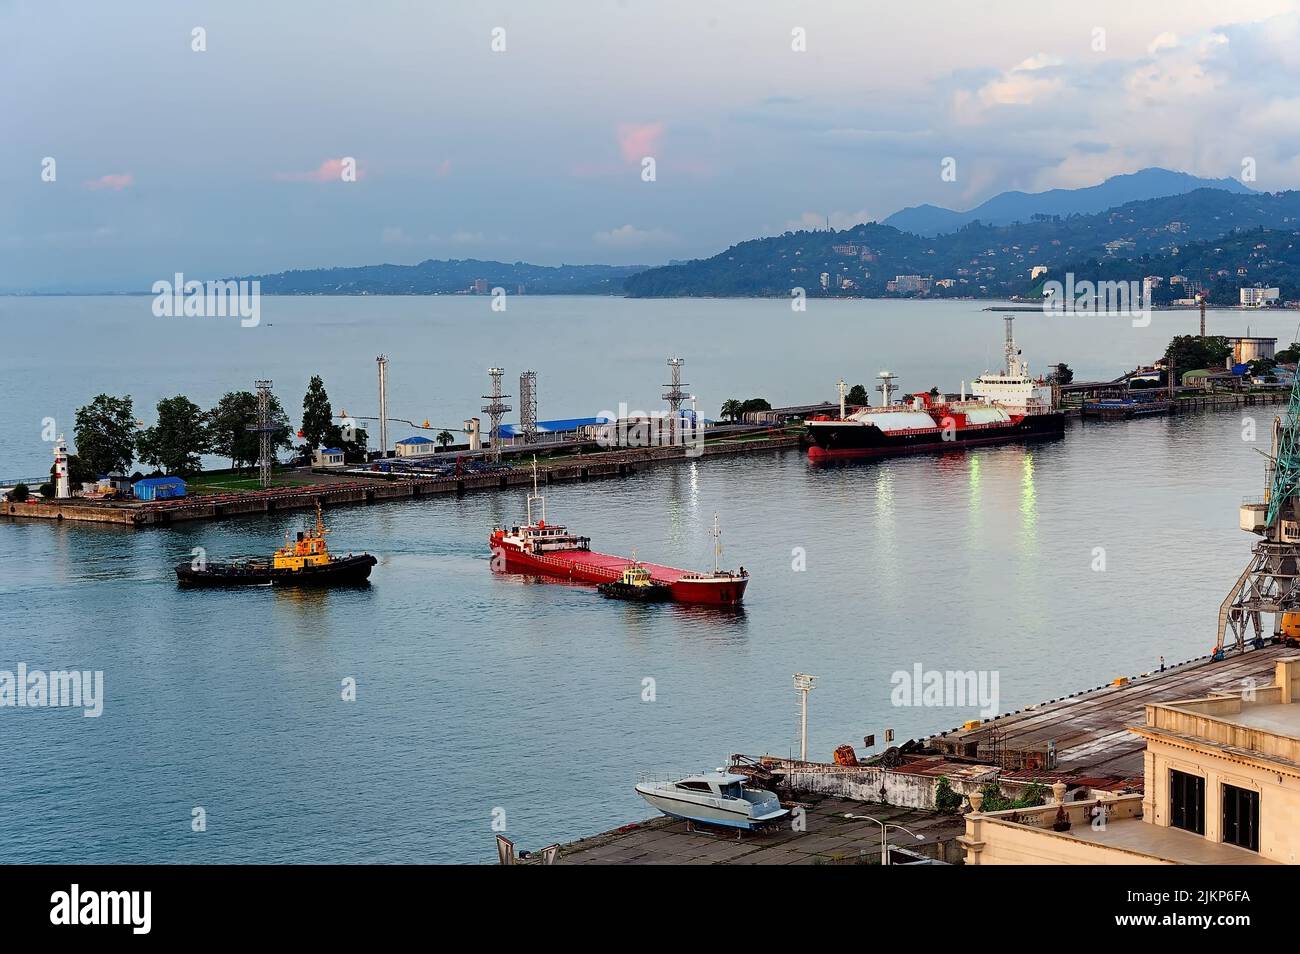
[6,1,1300,291]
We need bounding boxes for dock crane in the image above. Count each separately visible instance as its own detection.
[1216,368,1300,658]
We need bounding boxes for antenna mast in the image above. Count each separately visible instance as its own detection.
[663,357,688,446]
[519,370,537,445]
[876,370,897,407]
[481,368,512,463]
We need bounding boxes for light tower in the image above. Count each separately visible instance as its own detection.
[793,673,817,761]
[376,355,390,457]
[663,357,688,444]
[53,435,70,499]
[519,370,537,444]
[837,378,848,419]
[481,368,512,462]
[250,380,275,488]
[876,370,898,407]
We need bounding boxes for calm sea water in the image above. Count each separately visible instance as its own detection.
[0,296,1283,862]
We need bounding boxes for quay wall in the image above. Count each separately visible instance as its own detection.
[3,434,803,528]
[781,763,1000,811]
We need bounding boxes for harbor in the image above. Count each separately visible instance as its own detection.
[3,296,1300,865]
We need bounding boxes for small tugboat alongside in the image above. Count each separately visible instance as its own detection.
[176,503,376,588]
[597,563,673,602]
[490,461,748,606]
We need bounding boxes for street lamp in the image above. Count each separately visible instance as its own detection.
[844,813,925,866]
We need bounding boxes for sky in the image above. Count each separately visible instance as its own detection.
[4,0,1300,290]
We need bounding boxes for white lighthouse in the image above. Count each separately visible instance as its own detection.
[53,434,71,498]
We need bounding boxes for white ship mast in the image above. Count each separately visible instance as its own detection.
[712,513,722,574]
[1002,315,1028,378]
[526,456,546,526]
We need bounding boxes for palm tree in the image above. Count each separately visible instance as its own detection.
[720,399,743,422]
[436,430,455,449]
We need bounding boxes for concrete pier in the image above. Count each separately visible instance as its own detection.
[2,432,802,527]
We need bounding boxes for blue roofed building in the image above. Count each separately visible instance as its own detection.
[395,435,438,458]
[132,476,186,501]
[313,447,346,468]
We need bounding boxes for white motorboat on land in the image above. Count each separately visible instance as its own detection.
[634,771,788,830]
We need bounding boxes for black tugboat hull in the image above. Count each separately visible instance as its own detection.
[176,554,377,588]
[596,581,673,602]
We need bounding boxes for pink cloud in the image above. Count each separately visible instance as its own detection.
[274,158,366,183]
[617,123,664,162]
[437,158,452,177]
[82,173,133,191]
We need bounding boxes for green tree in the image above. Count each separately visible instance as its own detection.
[323,422,368,460]
[1165,335,1231,379]
[934,776,963,814]
[137,395,209,475]
[738,397,771,416]
[1277,341,1300,364]
[74,394,136,476]
[436,430,454,448]
[300,375,334,451]
[846,384,869,405]
[720,399,743,421]
[9,483,28,502]
[206,391,292,472]
[1047,362,1074,385]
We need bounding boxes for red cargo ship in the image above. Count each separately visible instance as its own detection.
[489,465,748,606]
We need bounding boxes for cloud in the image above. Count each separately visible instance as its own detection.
[1148,32,1180,54]
[437,158,452,177]
[616,123,664,162]
[82,173,133,191]
[953,53,1065,118]
[274,158,365,182]
[593,224,675,247]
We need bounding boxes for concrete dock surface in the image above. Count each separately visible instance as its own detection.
[549,796,965,865]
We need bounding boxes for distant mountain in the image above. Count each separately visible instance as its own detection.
[233,258,648,295]
[883,168,1255,236]
[623,187,1300,300]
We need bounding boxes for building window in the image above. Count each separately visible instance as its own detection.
[1169,769,1204,835]
[1221,784,1260,852]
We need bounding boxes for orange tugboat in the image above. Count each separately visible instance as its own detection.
[176,503,377,588]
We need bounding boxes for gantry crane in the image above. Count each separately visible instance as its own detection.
[1216,371,1300,658]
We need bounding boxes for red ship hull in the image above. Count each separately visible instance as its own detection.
[491,540,748,606]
